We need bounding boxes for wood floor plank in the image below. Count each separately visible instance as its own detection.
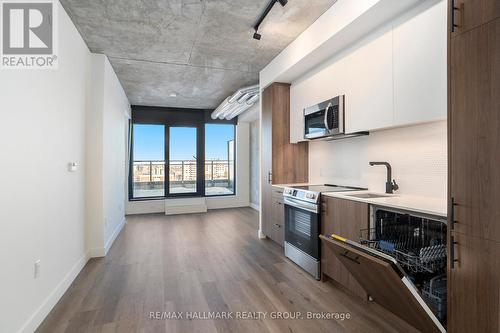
[37,208,416,333]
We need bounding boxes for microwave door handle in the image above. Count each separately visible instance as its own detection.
[324,103,333,131]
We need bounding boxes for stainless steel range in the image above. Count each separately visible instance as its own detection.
[283,184,365,280]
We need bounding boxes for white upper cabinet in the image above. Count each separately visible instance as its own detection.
[344,30,394,133]
[393,1,447,126]
[289,1,447,143]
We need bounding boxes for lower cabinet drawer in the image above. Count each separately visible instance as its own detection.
[320,196,368,300]
[321,241,367,299]
[268,197,284,246]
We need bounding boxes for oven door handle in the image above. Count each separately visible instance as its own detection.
[283,197,319,214]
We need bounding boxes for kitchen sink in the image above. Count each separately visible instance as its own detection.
[345,193,393,199]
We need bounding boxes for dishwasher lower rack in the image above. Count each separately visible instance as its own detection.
[359,227,447,273]
[422,274,447,323]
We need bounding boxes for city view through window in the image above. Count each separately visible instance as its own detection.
[132,124,235,198]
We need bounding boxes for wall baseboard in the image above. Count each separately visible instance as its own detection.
[88,217,126,258]
[249,202,260,211]
[87,247,105,258]
[104,217,126,255]
[258,229,267,239]
[18,253,89,333]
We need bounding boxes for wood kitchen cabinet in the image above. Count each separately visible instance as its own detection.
[448,1,500,331]
[261,83,308,245]
[448,233,500,332]
[450,0,500,36]
[320,196,368,299]
[449,18,500,243]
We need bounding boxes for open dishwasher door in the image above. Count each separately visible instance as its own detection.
[319,234,446,333]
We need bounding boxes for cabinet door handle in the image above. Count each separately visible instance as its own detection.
[450,236,459,269]
[451,0,460,32]
[274,223,281,228]
[340,251,361,264]
[268,171,273,184]
[449,197,458,230]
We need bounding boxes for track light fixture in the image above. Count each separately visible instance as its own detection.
[253,0,288,40]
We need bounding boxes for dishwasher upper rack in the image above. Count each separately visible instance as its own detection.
[359,227,447,273]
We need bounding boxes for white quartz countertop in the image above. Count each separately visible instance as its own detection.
[322,191,447,218]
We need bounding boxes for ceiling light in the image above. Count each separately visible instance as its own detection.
[169,92,177,98]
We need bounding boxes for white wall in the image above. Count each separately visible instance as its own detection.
[86,55,105,255]
[249,120,260,209]
[125,122,250,214]
[0,5,129,332]
[86,54,130,256]
[309,121,447,199]
[102,57,129,251]
[0,3,90,332]
[239,104,260,211]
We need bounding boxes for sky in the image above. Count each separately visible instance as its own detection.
[133,124,234,161]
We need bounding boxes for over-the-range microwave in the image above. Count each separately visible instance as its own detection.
[303,95,368,141]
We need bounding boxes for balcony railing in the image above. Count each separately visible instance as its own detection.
[132,160,234,197]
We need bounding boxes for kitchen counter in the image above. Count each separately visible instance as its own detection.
[323,191,447,218]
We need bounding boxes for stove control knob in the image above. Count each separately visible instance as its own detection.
[306,193,315,199]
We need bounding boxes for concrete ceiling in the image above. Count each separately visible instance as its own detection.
[61,0,337,109]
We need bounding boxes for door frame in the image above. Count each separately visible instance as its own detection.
[165,124,205,198]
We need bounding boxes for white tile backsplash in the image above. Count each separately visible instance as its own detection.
[309,121,447,199]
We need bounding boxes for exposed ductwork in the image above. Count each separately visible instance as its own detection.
[211,84,260,120]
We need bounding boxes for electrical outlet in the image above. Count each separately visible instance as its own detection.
[34,260,41,279]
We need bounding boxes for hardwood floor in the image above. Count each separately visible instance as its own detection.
[37,208,417,333]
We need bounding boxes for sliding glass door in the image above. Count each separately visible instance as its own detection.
[168,127,198,195]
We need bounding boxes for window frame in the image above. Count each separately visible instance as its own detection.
[128,106,237,201]
[128,123,166,201]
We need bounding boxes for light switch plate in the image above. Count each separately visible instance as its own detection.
[34,260,41,279]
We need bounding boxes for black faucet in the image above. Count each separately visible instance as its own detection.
[369,162,399,194]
